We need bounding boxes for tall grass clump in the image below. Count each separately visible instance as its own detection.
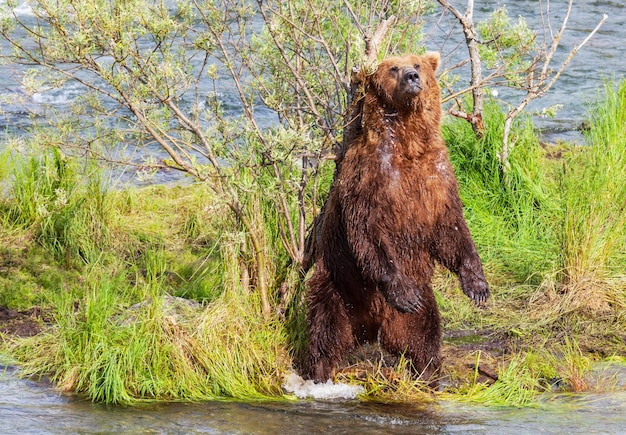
[0,148,10,184]
[443,101,560,284]
[8,146,110,266]
[561,80,626,292]
[4,162,297,404]
[9,273,292,404]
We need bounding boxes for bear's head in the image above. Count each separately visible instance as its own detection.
[369,52,441,114]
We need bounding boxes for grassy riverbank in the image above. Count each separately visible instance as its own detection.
[1,81,625,405]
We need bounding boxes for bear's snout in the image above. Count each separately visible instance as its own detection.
[401,67,422,95]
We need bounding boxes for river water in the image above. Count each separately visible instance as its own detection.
[428,0,625,144]
[1,0,626,433]
[3,362,626,434]
[1,0,624,148]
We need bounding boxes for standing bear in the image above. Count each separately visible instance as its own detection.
[304,52,489,382]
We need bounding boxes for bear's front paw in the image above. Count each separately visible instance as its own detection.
[461,274,489,306]
[380,274,423,313]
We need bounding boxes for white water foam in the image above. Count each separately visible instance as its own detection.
[30,81,85,105]
[9,1,34,16]
[283,372,364,400]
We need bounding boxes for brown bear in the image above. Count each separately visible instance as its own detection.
[303,52,489,383]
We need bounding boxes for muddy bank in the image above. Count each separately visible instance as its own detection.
[0,306,45,337]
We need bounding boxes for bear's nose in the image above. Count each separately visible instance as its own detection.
[403,68,420,84]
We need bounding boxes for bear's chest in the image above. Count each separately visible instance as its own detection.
[339,143,453,229]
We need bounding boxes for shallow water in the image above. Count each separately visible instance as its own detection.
[3,363,626,434]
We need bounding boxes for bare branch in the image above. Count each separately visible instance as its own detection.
[437,0,485,137]
[499,11,608,169]
[541,0,572,81]
[545,12,607,92]
[365,15,396,65]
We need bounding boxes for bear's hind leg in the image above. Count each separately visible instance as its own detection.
[304,266,355,382]
[379,297,442,384]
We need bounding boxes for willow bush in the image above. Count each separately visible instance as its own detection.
[0,0,431,316]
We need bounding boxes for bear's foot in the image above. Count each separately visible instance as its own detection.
[302,359,334,383]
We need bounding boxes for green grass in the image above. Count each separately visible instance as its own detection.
[444,338,593,407]
[10,279,290,403]
[562,80,626,285]
[1,81,626,406]
[443,99,562,285]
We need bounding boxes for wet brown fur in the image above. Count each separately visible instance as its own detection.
[303,53,489,382]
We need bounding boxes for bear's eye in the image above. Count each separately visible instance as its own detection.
[390,66,399,73]
[414,64,420,70]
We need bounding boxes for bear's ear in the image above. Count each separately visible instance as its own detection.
[423,51,440,72]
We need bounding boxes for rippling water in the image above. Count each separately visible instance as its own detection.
[429,0,624,143]
[3,363,626,434]
[1,1,623,146]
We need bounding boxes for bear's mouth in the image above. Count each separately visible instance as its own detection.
[403,82,423,96]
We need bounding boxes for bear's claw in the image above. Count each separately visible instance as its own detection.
[379,274,423,313]
[462,275,489,306]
